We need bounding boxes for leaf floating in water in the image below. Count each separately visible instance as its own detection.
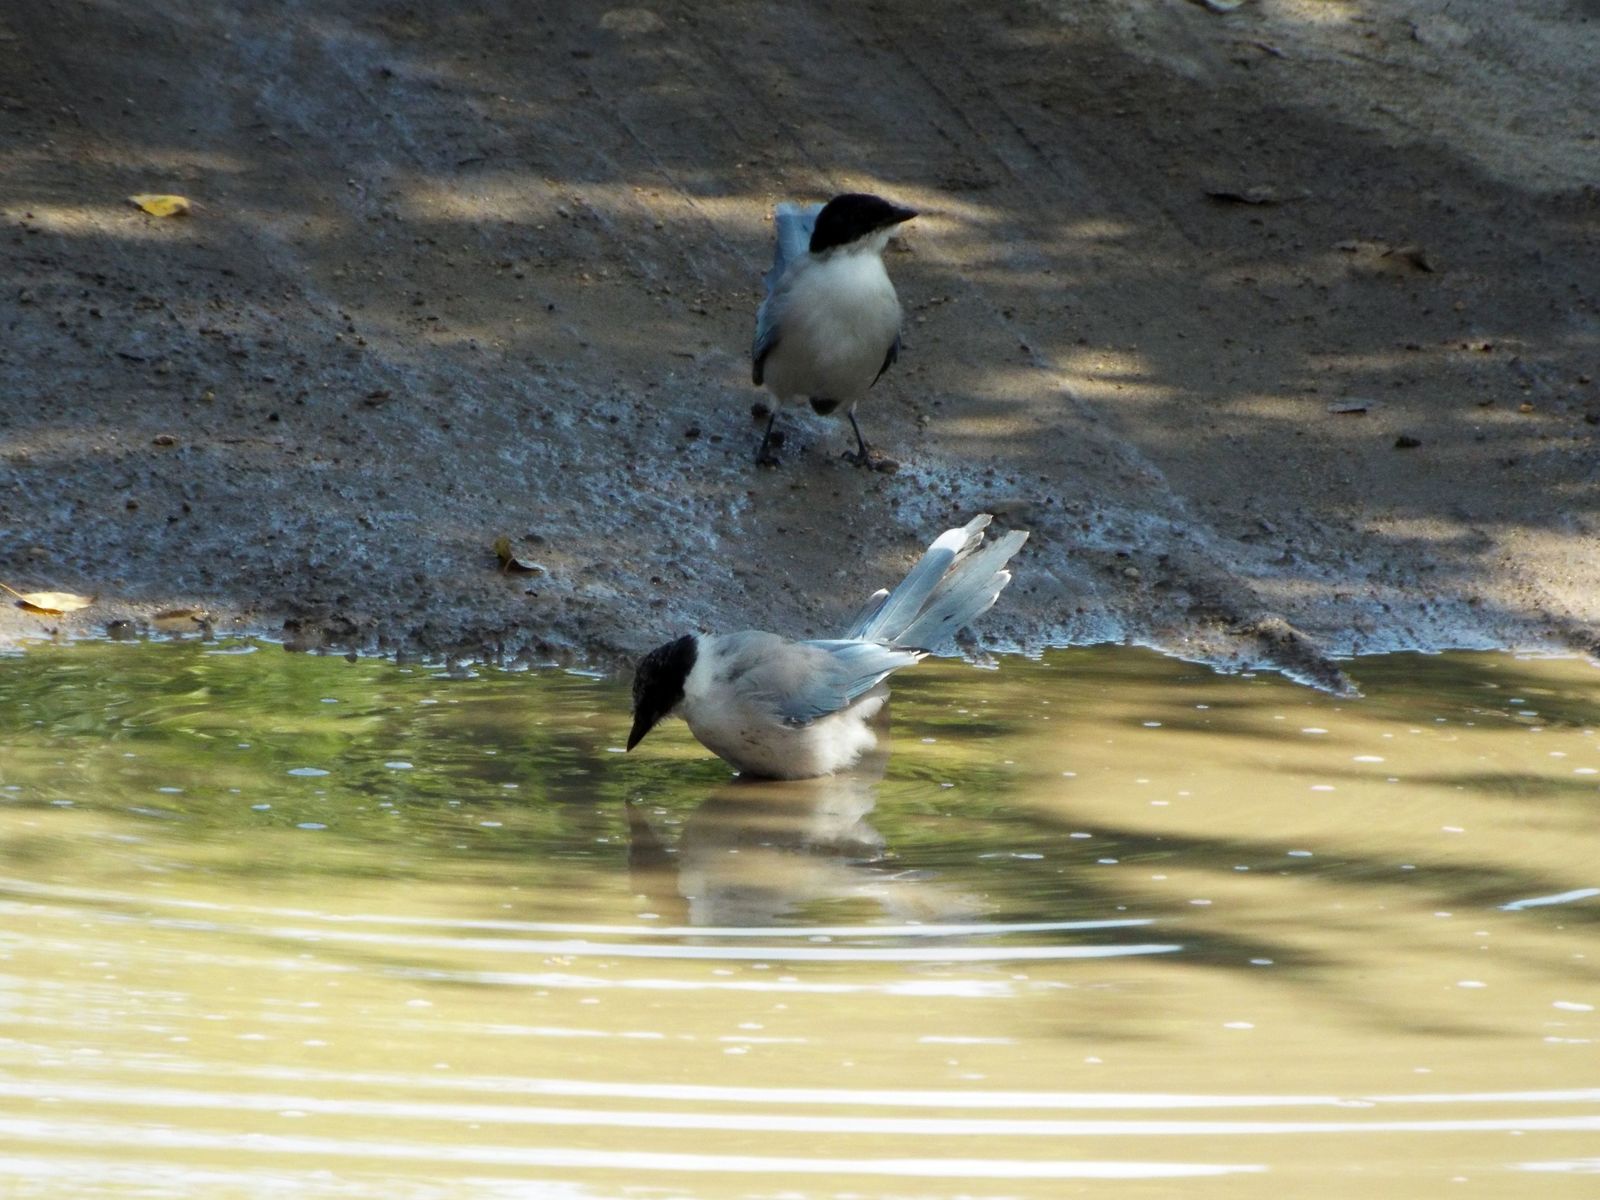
[0,581,94,616]
[128,193,191,217]
[493,536,546,575]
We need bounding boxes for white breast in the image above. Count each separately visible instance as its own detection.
[685,693,885,780]
[761,247,902,407]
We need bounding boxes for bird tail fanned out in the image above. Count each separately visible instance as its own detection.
[896,529,1029,652]
[846,515,1026,650]
[763,201,824,293]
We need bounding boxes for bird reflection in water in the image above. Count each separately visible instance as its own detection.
[625,713,979,928]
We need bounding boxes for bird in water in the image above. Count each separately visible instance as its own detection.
[627,515,1028,779]
[751,192,916,470]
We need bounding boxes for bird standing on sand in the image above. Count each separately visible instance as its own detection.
[627,515,1028,779]
[751,192,917,470]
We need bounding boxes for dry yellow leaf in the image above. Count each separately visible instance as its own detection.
[128,193,191,218]
[492,536,545,575]
[0,581,94,616]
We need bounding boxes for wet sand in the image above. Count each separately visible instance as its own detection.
[2,1,1597,689]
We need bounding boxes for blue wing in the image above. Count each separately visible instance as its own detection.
[752,292,780,384]
[773,639,923,726]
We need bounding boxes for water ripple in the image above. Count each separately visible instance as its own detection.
[1,1080,1598,1136]
[0,1117,1264,1179]
[0,876,1150,937]
[15,1060,1600,1112]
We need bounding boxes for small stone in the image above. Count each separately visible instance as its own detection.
[1123,566,1142,580]
[1394,435,1422,449]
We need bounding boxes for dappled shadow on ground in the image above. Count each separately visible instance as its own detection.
[0,1,1597,670]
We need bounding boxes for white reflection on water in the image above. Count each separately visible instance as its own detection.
[1515,1159,1600,1174]
[2,1080,1600,1136]
[0,1118,1265,1179]
[17,1058,1600,1112]
[1500,888,1600,911]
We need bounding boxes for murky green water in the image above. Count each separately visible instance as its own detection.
[1,639,1596,1197]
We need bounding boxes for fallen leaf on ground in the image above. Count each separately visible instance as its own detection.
[128,193,191,217]
[0,581,94,615]
[493,536,546,575]
[1383,243,1436,272]
[1339,239,1436,275]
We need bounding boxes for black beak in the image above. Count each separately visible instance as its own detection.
[626,711,657,751]
[888,204,918,225]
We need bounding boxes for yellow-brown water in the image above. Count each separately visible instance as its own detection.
[1,641,1596,1198]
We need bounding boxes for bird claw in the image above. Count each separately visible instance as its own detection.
[842,447,899,473]
[755,428,786,468]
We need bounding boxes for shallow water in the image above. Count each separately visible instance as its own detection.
[0,640,1596,1198]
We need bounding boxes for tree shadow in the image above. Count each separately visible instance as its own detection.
[1,1,1596,669]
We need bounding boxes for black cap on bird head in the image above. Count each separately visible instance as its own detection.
[627,634,697,751]
[810,193,918,254]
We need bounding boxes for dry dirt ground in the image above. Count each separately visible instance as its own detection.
[2,0,1597,691]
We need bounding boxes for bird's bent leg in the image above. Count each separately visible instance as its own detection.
[755,410,782,467]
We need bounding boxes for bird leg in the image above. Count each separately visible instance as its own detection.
[755,410,782,467]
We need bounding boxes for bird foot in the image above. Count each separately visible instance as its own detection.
[754,429,786,468]
[842,447,899,473]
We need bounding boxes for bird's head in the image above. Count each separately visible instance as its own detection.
[809,193,917,255]
[627,634,698,750]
